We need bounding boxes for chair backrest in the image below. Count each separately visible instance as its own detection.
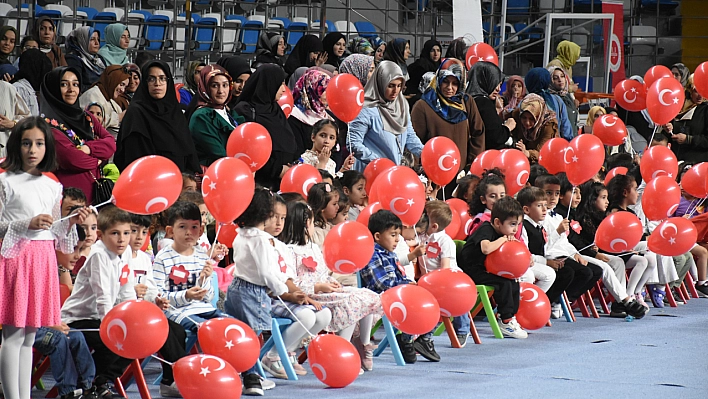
[241,20,262,53]
[154,10,174,21]
[222,19,242,53]
[454,240,465,258]
[60,284,71,306]
[77,7,98,20]
[144,15,169,50]
[194,17,218,51]
[335,20,357,37]
[354,21,376,35]
[44,4,72,15]
[102,7,125,21]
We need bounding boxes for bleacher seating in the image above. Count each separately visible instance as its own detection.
[241,19,262,54]
[354,21,377,38]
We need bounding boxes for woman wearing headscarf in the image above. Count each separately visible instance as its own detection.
[510,93,559,163]
[116,61,200,173]
[65,26,107,91]
[79,65,131,138]
[547,40,580,92]
[254,32,285,67]
[33,17,66,68]
[671,62,690,88]
[547,65,578,134]
[524,67,573,140]
[40,66,116,204]
[0,26,17,65]
[406,39,442,101]
[189,65,240,166]
[666,74,708,163]
[178,60,206,106]
[502,75,526,114]
[11,48,51,116]
[466,61,515,150]
[216,56,252,108]
[288,68,332,156]
[348,36,374,56]
[322,32,347,69]
[579,105,605,135]
[383,38,411,80]
[445,37,469,61]
[115,62,140,110]
[97,23,130,66]
[284,34,324,79]
[412,59,484,171]
[347,60,424,170]
[339,54,375,87]
[371,37,386,65]
[233,64,298,190]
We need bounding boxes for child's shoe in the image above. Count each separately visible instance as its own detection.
[288,352,308,376]
[242,373,264,396]
[499,317,528,339]
[354,339,378,371]
[609,301,627,318]
[395,334,417,364]
[550,303,562,319]
[646,286,664,308]
[695,282,708,297]
[624,299,648,319]
[261,353,288,380]
[413,336,440,362]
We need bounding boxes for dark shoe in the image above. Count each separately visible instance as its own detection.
[624,299,648,319]
[395,334,417,364]
[696,283,708,297]
[242,373,264,396]
[61,389,93,399]
[413,337,441,362]
[609,301,627,318]
[93,385,126,399]
[456,333,469,348]
[647,285,665,308]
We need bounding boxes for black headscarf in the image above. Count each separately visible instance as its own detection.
[405,39,441,97]
[466,61,504,98]
[13,48,52,91]
[415,39,442,72]
[284,34,323,76]
[117,60,200,172]
[0,26,17,64]
[383,38,409,78]
[445,37,468,61]
[39,66,95,141]
[255,32,284,66]
[322,32,346,68]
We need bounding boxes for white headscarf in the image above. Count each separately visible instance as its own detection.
[363,60,409,135]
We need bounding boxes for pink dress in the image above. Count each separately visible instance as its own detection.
[288,242,381,333]
[0,172,78,327]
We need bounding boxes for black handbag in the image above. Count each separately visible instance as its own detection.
[90,170,114,205]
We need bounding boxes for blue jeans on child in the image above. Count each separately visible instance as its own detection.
[33,327,95,396]
[452,314,471,335]
[178,309,232,333]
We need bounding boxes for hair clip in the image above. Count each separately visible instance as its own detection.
[325,183,331,192]
[418,175,428,184]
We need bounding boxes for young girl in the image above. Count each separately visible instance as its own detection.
[339,170,366,221]
[78,207,98,259]
[331,188,350,225]
[453,173,480,202]
[307,182,339,247]
[467,169,522,241]
[226,188,330,392]
[300,120,354,176]
[0,117,88,399]
[85,102,105,126]
[281,201,382,372]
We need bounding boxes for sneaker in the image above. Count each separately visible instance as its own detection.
[456,333,469,348]
[498,317,528,339]
[695,283,708,298]
[261,354,288,380]
[242,374,264,397]
[93,385,126,399]
[623,299,648,319]
[287,352,307,376]
[259,376,275,391]
[550,303,562,319]
[413,337,441,362]
[395,334,417,364]
[159,382,182,398]
[61,389,89,399]
[609,301,627,318]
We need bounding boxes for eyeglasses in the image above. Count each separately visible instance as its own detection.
[147,75,167,84]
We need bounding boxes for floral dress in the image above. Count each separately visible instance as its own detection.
[288,241,382,332]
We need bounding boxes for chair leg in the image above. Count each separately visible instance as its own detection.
[584,291,599,318]
[685,273,700,299]
[679,283,690,303]
[573,295,591,318]
[594,281,610,315]
[433,319,446,337]
[381,316,405,366]
[665,283,678,307]
[477,285,503,339]
[269,318,298,381]
[468,312,482,344]
[560,292,575,322]
[441,317,461,348]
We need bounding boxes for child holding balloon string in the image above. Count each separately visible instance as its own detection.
[467,168,523,242]
[307,182,340,247]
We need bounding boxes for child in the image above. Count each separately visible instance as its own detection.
[318,169,335,186]
[554,172,581,221]
[307,182,339,247]
[300,119,354,176]
[0,117,88,399]
[360,210,441,363]
[61,187,88,217]
[397,224,426,281]
[467,169,523,242]
[331,188,350,225]
[527,163,549,188]
[85,103,105,126]
[459,196,528,339]
[61,205,134,398]
[339,170,367,222]
[177,190,220,254]
[452,173,480,202]
[78,207,98,259]
[181,172,197,193]
[281,201,381,372]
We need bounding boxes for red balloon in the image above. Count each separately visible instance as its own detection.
[445,198,472,240]
[538,138,569,174]
[307,334,360,388]
[484,241,530,279]
[280,164,322,199]
[198,318,259,373]
[644,65,673,89]
[695,61,708,99]
[356,202,382,227]
[516,283,551,330]
[420,136,462,186]
[325,73,364,123]
[323,221,375,274]
[592,115,628,146]
[367,175,383,204]
[381,285,440,335]
[173,355,241,399]
[596,211,643,253]
[202,158,255,223]
[604,166,628,186]
[99,300,169,359]
[444,206,461,240]
[490,149,530,196]
[362,158,396,195]
[614,79,647,112]
[640,145,678,182]
[648,217,697,256]
[646,77,685,126]
[470,149,500,176]
[681,163,708,199]
[113,155,182,215]
[277,86,294,118]
[418,269,477,317]
[216,223,238,248]
[465,42,498,69]
[565,134,605,186]
[226,122,272,172]
[377,166,427,226]
[642,175,681,221]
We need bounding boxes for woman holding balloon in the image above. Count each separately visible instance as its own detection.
[510,93,559,163]
[666,75,708,163]
[466,61,516,150]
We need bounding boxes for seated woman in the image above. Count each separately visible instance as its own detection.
[116,61,201,173]
[97,23,130,66]
[11,48,52,116]
[0,80,30,157]
[525,67,573,140]
[65,27,106,91]
[284,34,323,81]
[339,54,375,87]
[322,32,347,70]
[511,93,559,163]
[39,66,116,204]
[34,16,66,68]
[79,65,131,138]
[178,60,205,106]
[579,105,605,135]
[189,65,241,166]
[115,63,140,110]
[254,32,285,68]
[216,56,252,108]
[383,38,411,80]
[0,26,17,66]
[548,65,578,136]
[466,61,516,151]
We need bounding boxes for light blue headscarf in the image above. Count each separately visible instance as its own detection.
[97,23,129,66]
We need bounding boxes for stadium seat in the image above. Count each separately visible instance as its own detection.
[93,12,118,45]
[335,20,357,37]
[241,19,263,54]
[272,17,291,30]
[354,21,377,38]
[193,16,218,52]
[175,14,200,51]
[102,7,125,22]
[143,14,170,51]
[77,7,98,21]
[223,16,243,53]
[538,0,565,12]
[127,11,149,48]
[506,0,531,15]
[312,19,336,33]
[286,20,308,51]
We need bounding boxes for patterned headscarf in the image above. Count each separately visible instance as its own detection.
[196,64,233,110]
[547,66,570,97]
[293,69,331,122]
[339,54,374,86]
[503,75,526,110]
[518,93,556,142]
[348,36,374,55]
[421,59,468,124]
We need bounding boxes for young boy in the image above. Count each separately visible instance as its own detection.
[178,191,218,253]
[61,187,87,217]
[360,210,440,363]
[458,196,528,339]
[181,172,197,193]
[61,206,136,398]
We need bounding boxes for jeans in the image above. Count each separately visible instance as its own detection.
[452,314,470,335]
[33,327,95,395]
[177,309,231,333]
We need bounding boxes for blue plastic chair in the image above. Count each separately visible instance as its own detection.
[354,21,377,38]
[93,12,117,45]
[193,17,218,52]
[241,20,263,54]
[143,15,170,51]
[356,272,405,366]
[286,21,307,50]
[77,7,98,21]
[257,317,298,380]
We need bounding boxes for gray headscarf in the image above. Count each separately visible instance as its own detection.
[66,26,106,76]
[340,54,374,87]
[363,60,409,135]
[287,66,308,90]
[671,62,690,88]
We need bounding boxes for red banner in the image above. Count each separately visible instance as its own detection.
[603,1,626,86]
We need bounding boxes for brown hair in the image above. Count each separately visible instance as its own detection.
[424,200,452,231]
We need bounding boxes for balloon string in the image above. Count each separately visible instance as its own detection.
[687,197,707,219]
[55,198,113,223]
[275,296,317,338]
[648,125,660,148]
[566,187,575,220]
[150,355,174,366]
[208,223,223,260]
[69,329,100,332]
[415,230,429,274]
[442,185,446,201]
[560,242,595,261]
